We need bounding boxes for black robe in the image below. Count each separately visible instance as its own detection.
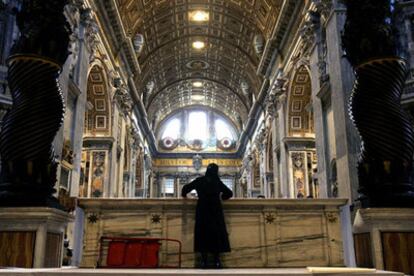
[181,176,233,253]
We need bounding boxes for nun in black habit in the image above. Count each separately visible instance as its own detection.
[181,163,233,268]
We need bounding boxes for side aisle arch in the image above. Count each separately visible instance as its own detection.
[285,64,318,198]
[79,63,113,198]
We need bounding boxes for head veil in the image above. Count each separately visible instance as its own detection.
[205,163,219,179]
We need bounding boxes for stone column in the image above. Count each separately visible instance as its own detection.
[0,0,70,208]
[342,0,414,207]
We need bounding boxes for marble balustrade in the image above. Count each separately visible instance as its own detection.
[78,198,347,268]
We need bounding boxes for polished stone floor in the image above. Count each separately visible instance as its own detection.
[0,268,403,276]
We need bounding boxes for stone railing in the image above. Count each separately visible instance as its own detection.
[78,198,347,268]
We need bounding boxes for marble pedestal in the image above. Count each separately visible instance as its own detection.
[353,208,414,275]
[0,207,73,268]
[79,198,347,268]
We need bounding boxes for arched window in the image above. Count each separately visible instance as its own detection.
[187,111,207,140]
[161,118,181,139]
[215,119,235,140]
[158,109,238,152]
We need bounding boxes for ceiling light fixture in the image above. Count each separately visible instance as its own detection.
[192,81,203,87]
[192,41,205,49]
[190,11,209,22]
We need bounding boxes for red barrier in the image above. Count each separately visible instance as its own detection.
[98,237,182,268]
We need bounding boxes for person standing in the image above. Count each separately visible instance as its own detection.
[181,163,233,268]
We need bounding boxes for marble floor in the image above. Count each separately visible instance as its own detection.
[0,268,404,276]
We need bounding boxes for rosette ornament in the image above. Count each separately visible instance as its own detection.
[0,0,70,207]
[343,0,414,207]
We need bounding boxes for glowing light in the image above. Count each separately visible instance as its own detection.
[161,118,181,139]
[188,111,207,140]
[192,81,203,87]
[215,119,235,140]
[190,11,209,22]
[191,95,204,101]
[192,41,205,49]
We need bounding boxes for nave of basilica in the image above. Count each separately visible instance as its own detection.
[0,0,414,275]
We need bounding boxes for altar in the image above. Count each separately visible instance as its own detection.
[78,198,348,268]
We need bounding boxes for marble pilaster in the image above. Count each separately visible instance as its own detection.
[276,94,289,198]
[323,1,360,202]
[353,208,414,273]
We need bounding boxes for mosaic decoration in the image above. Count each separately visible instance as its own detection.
[90,151,106,198]
[253,150,261,188]
[291,152,306,198]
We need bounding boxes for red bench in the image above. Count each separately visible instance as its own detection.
[98,236,182,268]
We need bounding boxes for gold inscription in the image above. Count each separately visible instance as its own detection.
[154,158,241,167]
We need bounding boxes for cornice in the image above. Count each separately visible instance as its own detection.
[257,0,304,76]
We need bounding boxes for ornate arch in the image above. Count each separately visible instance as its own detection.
[287,65,313,136]
[84,65,112,136]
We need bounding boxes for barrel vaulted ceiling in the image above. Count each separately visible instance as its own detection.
[115,0,283,130]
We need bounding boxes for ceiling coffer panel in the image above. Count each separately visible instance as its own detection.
[117,0,283,127]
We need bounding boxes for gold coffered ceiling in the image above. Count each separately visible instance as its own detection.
[116,0,282,129]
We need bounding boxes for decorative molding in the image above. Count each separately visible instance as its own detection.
[264,213,275,224]
[299,11,320,57]
[313,0,333,22]
[87,213,99,224]
[113,78,133,116]
[80,8,99,62]
[151,214,161,224]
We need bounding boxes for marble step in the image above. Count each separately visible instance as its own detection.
[0,268,404,276]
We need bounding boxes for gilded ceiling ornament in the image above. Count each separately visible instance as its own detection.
[253,34,264,56]
[133,33,144,55]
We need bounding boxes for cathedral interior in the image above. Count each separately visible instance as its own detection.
[0,0,414,275]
